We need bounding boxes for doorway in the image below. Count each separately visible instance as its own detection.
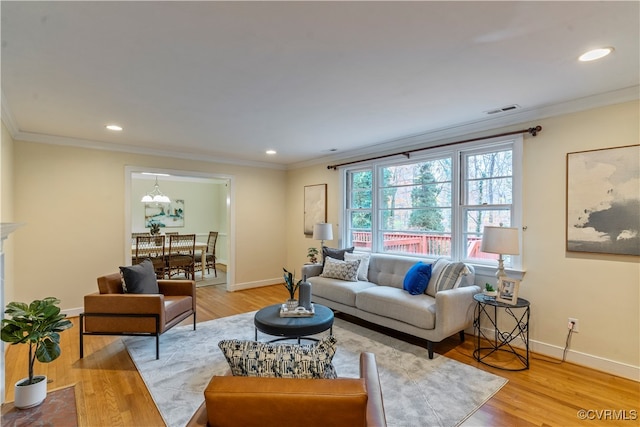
[125,167,234,289]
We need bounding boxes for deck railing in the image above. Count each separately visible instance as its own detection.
[351,231,497,259]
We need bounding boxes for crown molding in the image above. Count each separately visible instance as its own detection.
[1,92,19,136]
[10,131,287,171]
[4,85,637,172]
[288,85,639,170]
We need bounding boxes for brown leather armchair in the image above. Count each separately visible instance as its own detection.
[186,352,387,427]
[80,272,196,359]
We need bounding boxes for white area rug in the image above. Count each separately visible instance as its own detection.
[125,311,507,427]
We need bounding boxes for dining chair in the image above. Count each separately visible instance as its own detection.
[167,234,196,280]
[132,232,150,245]
[135,235,166,278]
[205,231,219,277]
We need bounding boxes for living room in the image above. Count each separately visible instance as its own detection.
[1,1,638,425]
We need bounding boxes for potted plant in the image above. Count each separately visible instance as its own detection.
[282,268,301,309]
[306,247,319,264]
[1,297,73,409]
[149,222,161,236]
[483,283,498,297]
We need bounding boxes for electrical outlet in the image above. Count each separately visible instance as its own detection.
[568,317,579,333]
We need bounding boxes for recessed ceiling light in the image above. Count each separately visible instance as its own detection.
[106,124,123,131]
[579,47,614,62]
[266,150,277,155]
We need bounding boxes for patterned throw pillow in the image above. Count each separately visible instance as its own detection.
[320,257,361,281]
[344,252,371,281]
[426,258,469,297]
[217,335,338,379]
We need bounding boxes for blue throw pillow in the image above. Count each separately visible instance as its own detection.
[403,262,432,295]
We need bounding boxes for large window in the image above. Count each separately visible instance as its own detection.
[343,136,522,267]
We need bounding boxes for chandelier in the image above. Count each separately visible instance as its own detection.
[141,177,171,204]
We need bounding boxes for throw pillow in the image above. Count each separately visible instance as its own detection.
[217,335,338,379]
[320,257,361,281]
[322,246,354,266]
[344,252,371,281]
[425,258,469,297]
[119,259,159,294]
[403,262,432,295]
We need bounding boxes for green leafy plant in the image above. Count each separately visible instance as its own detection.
[485,283,495,292]
[149,222,161,235]
[1,297,73,385]
[307,247,319,264]
[282,268,301,300]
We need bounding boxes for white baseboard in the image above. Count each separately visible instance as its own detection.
[474,326,639,381]
[228,277,281,292]
[62,307,83,318]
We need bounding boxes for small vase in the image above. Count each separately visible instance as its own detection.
[298,276,312,310]
[285,299,298,310]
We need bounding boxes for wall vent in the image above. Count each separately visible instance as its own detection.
[485,104,520,115]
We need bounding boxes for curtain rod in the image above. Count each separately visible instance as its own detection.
[327,125,542,170]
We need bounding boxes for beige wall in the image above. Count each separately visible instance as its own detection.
[1,123,16,305]
[285,101,640,377]
[3,100,639,378]
[11,140,288,309]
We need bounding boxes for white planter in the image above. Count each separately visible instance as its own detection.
[14,375,47,409]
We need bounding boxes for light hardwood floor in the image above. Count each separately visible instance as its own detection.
[4,284,639,426]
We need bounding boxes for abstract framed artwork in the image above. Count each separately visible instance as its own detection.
[145,199,185,228]
[566,144,639,255]
[304,184,327,235]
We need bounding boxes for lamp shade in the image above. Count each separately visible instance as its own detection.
[481,226,519,255]
[313,223,333,241]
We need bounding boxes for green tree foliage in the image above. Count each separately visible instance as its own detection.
[409,163,444,231]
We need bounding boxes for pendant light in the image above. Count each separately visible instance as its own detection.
[141,177,171,204]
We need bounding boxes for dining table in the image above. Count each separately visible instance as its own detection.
[131,240,208,280]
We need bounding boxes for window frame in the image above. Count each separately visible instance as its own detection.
[341,135,523,274]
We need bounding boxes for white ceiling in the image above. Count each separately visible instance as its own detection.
[2,1,638,169]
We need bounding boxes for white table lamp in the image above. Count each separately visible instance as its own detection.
[480,226,519,280]
[313,223,333,248]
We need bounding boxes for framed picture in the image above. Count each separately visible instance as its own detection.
[566,144,640,256]
[145,199,185,228]
[304,184,327,235]
[496,277,520,305]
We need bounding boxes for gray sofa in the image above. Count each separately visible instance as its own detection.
[302,253,480,358]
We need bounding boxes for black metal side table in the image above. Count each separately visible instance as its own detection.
[473,293,530,371]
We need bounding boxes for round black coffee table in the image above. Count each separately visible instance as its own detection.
[254,303,334,343]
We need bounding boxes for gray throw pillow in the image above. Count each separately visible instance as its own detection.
[217,335,338,379]
[322,246,354,266]
[119,259,160,294]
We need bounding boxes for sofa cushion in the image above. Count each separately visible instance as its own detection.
[308,276,377,306]
[403,262,432,295]
[322,246,354,265]
[119,259,159,294]
[164,295,193,323]
[367,254,422,289]
[320,257,360,281]
[356,286,436,330]
[217,335,338,379]
[344,252,371,281]
[426,258,469,297]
